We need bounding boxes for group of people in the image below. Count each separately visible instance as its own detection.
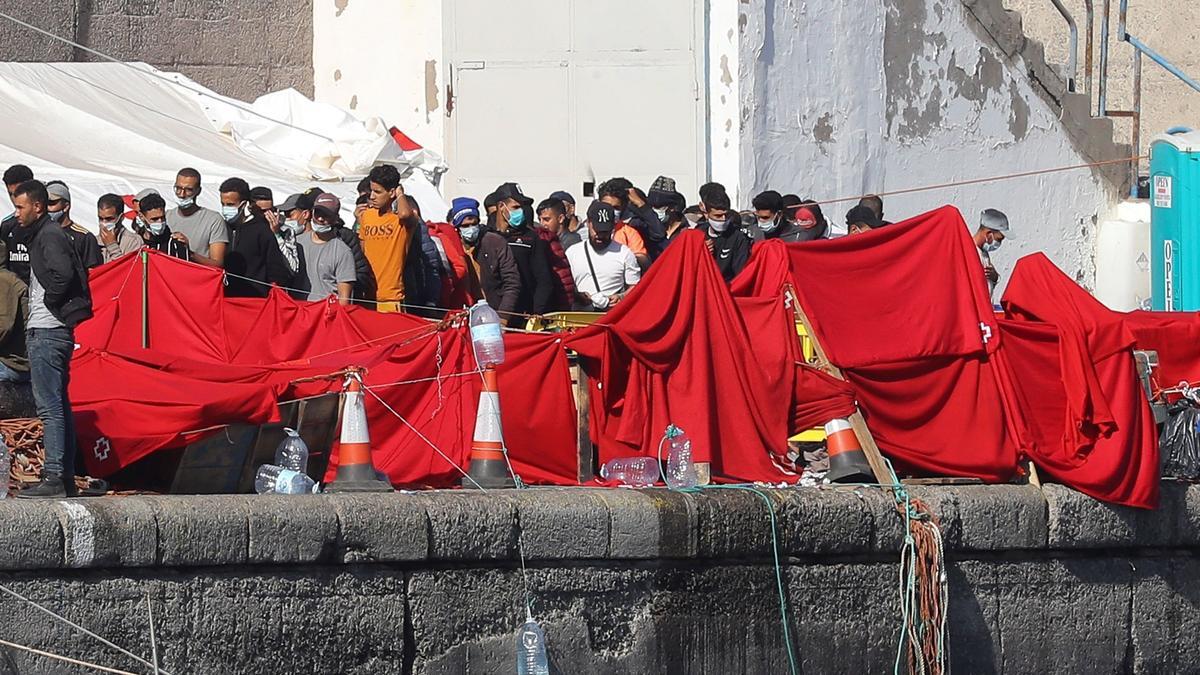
[0,160,1012,498]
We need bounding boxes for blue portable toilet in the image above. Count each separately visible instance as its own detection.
[1151,128,1200,310]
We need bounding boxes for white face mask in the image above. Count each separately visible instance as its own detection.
[221,203,241,222]
[708,217,729,233]
[653,207,668,221]
[284,219,304,235]
[982,238,1002,253]
[176,197,195,209]
[99,218,120,231]
[758,216,780,233]
[312,221,333,234]
[145,219,166,236]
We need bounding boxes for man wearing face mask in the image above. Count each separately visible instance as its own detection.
[167,168,228,268]
[457,199,520,315]
[45,182,101,270]
[701,183,751,283]
[274,193,307,295]
[135,194,189,260]
[566,201,640,311]
[219,177,293,298]
[974,208,1010,300]
[94,193,142,263]
[596,178,652,267]
[298,187,376,304]
[493,182,555,322]
[291,193,357,306]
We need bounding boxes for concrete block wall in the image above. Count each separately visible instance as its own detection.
[0,485,1197,672]
[0,1,313,103]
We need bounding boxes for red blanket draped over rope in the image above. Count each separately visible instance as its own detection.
[74,250,579,486]
[567,230,855,483]
[776,206,1018,481]
[1000,254,1159,508]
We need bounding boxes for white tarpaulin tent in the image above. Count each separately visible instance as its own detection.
[0,61,449,231]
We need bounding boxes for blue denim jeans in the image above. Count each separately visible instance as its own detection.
[0,361,28,382]
[27,327,77,479]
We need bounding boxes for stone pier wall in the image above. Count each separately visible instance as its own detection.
[0,484,1195,673]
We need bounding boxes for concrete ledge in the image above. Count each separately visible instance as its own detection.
[0,483,1197,572]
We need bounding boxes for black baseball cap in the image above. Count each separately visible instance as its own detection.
[549,190,574,205]
[588,201,618,233]
[250,186,273,202]
[493,182,533,206]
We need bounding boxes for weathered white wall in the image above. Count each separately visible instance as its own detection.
[708,0,743,206]
[737,0,1116,291]
[312,0,445,151]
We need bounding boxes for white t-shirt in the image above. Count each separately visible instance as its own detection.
[565,240,640,301]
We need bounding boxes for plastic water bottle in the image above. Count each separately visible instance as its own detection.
[0,438,9,499]
[664,425,698,489]
[254,464,318,494]
[599,457,660,487]
[470,300,506,367]
[274,428,309,472]
[515,616,550,675]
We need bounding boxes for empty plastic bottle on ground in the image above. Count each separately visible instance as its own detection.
[0,437,9,499]
[599,457,659,487]
[515,616,550,675]
[663,425,698,489]
[255,464,318,494]
[469,300,506,367]
[274,428,309,472]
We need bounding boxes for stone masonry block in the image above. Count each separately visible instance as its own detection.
[51,496,157,568]
[949,484,1046,550]
[0,500,62,570]
[151,494,250,566]
[1045,482,1185,548]
[507,488,609,560]
[417,491,516,561]
[327,492,429,563]
[775,487,875,556]
[246,494,337,564]
[593,488,661,559]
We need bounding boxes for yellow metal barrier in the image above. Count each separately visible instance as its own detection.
[791,321,825,443]
[524,311,605,332]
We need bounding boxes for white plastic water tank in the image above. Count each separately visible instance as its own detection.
[1094,200,1151,311]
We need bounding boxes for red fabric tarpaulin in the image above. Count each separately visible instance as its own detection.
[75,249,580,487]
[1000,255,1159,508]
[1122,311,1200,390]
[777,205,1018,481]
[568,230,855,483]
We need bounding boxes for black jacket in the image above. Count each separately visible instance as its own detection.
[334,225,376,302]
[501,226,555,317]
[708,226,752,283]
[473,231,521,317]
[66,222,103,269]
[143,226,191,260]
[626,203,666,256]
[225,212,293,298]
[401,216,442,308]
[0,214,31,283]
[27,214,93,327]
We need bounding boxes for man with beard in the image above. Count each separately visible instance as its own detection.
[566,201,640,311]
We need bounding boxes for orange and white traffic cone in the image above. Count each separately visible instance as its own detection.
[462,366,515,489]
[325,371,394,493]
[824,418,875,484]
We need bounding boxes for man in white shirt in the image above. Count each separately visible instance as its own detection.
[566,201,640,311]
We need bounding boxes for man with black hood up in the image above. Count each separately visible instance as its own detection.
[701,182,751,282]
[770,198,829,243]
[493,182,555,323]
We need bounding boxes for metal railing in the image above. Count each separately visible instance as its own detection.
[1049,0,1079,92]
[1090,0,1200,196]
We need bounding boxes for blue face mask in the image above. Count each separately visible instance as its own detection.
[460,225,481,244]
[48,210,65,224]
[507,207,525,228]
[221,204,241,222]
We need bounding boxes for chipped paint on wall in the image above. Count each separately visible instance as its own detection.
[737,0,1111,292]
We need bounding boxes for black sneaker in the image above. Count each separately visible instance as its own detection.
[17,475,67,499]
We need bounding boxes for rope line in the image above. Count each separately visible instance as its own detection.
[808,155,1145,207]
[0,638,140,675]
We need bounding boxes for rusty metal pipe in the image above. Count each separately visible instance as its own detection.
[1131,48,1142,198]
[1084,0,1094,98]
[1098,0,1111,115]
[1049,0,1079,92]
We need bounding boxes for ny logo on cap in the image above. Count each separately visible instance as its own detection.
[596,209,611,223]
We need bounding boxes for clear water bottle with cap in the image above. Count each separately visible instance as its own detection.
[254,464,318,495]
[274,428,309,473]
[0,437,9,499]
[599,457,660,487]
[663,425,698,489]
[515,615,550,675]
[469,300,506,367]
